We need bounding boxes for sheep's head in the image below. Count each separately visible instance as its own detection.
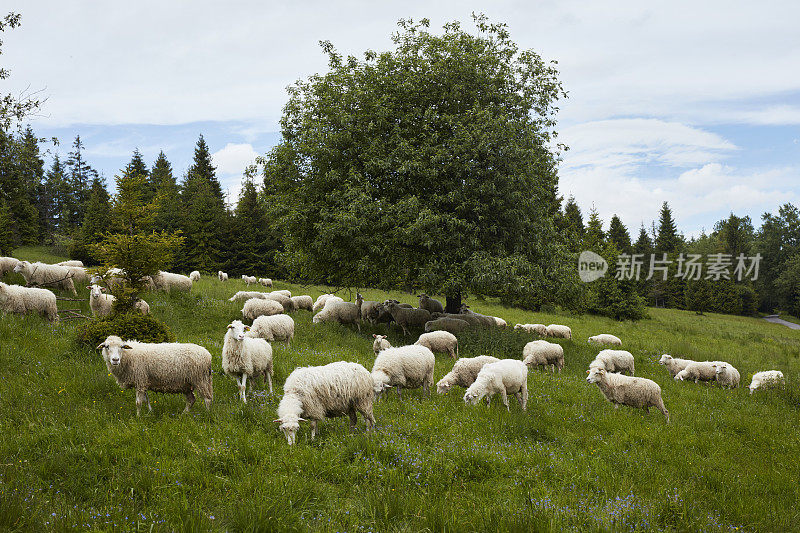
[97,335,132,367]
[227,320,250,341]
[436,377,452,395]
[88,284,106,299]
[371,371,392,399]
[586,366,606,384]
[658,354,672,365]
[274,416,304,445]
[713,363,727,376]
[13,261,29,273]
[463,386,484,405]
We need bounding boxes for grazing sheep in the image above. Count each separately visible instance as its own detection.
[271,289,292,297]
[313,298,361,332]
[189,271,201,282]
[371,345,435,399]
[13,260,76,295]
[358,293,382,324]
[0,282,58,322]
[384,301,431,336]
[0,256,20,277]
[456,307,498,328]
[242,298,284,321]
[97,335,213,416]
[222,320,274,401]
[463,359,528,411]
[522,340,564,372]
[592,349,635,375]
[248,314,295,345]
[62,265,89,284]
[492,316,508,328]
[363,301,395,325]
[437,312,484,327]
[259,277,273,287]
[372,334,391,355]
[218,271,229,281]
[437,355,499,394]
[242,275,258,286]
[658,354,694,378]
[57,260,84,267]
[588,334,622,346]
[674,361,723,384]
[418,294,444,314]
[545,324,572,339]
[712,363,740,389]
[290,295,313,311]
[415,330,459,359]
[229,290,269,302]
[515,323,548,335]
[313,294,341,312]
[151,271,192,292]
[424,317,470,334]
[586,366,669,422]
[134,299,150,315]
[749,370,785,394]
[275,361,376,445]
[265,292,295,312]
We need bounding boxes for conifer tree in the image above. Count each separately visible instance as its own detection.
[633,224,653,255]
[64,135,98,230]
[43,155,68,239]
[655,201,681,253]
[15,126,44,243]
[608,215,631,253]
[0,195,13,255]
[71,178,111,264]
[583,208,605,249]
[151,152,182,233]
[229,178,274,275]
[0,127,37,246]
[124,148,152,202]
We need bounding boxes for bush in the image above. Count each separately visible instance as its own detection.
[77,313,174,348]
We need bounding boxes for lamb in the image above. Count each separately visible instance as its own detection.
[436,355,499,394]
[290,295,313,311]
[522,340,564,372]
[749,370,786,394]
[57,260,84,267]
[514,323,548,335]
[372,334,391,355]
[424,317,470,334]
[13,260,76,295]
[0,256,20,277]
[229,291,269,303]
[151,271,192,292]
[371,345,435,399]
[218,271,229,281]
[275,361,376,445]
[674,361,723,384]
[385,301,431,335]
[658,354,694,378]
[222,320,274,401]
[591,349,635,375]
[415,330,459,359]
[242,275,257,286]
[545,324,572,339]
[586,366,669,422]
[712,362,740,389]
[259,277,273,287]
[248,314,295,345]
[588,334,622,346]
[417,294,444,314]
[313,294,341,312]
[97,335,213,416]
[0,282,58,322]
[189,271,201,282]
[463,359,528,411]
[313,298,361,332]
[242,297,284,321]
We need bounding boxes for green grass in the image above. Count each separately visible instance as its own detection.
[1,247,799,531]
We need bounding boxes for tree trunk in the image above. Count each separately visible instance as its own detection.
[445,293,462,314]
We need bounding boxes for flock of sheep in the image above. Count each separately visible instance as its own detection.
[0,256,791,446]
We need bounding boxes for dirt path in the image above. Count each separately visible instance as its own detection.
[763,316,800,330]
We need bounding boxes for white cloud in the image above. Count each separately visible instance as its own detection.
[212,143,258,176]
[735,106,800,126]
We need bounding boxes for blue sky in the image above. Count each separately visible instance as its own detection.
[5,0,800,236]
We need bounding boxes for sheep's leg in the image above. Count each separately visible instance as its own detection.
[484,396,490,406]
[348,409,358,431]
[266,371,273,394]
[240,374,248,403]
[396,386,402,400]
[520,385,528,411]
[356,320,361,333]
[135,390,147,417]
[184,391,196,413]
[310,421,318,440]
[500,390,509,412]
[361,405,376,431]
[144,392,152,412]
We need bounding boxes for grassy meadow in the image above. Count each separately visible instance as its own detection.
[1,247,799,532]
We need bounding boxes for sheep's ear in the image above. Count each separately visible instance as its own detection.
[100,287,107,292]
[298,418,306,422]
[273,418,282,424]
[227,324,234,329]
[244,326,251,331]
[85,285,91,290]
[586,370,590,374]
[122,344,133,350]
[372,334,377,338]
[96,343,105,350]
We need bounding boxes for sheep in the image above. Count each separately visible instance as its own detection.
[456,307,498,328]
[712,362,740,389]
[264,292,295,313]
[463,359,528,411]
[424,317,470,334]
[222,320,274,401]
[657,354,694,377]
[588,334,622,346]
[242,297,284,321]
[591,349,635,375]
[64,265,89,284]
[259,277,273,287]
[135,299,150,315]
[674,361,723,384]
[229,290,269,303]
[492,316,508,328]
[313,298,361,332]
[92,268,126,291]
[358,293,382,324]
[372,334,391,355]
[437,312,484,327]
[384,301,431,335]
[415,330,459,359]
[586,366,669,422]
[0,282,58,322]
[371,345,435,399]
[290,295,313,311]
[151,271,192,292]
[749,371,786,394]
[275,361,376,445]
[57,260,84,267]
[189,271,201,282]
[242,275,257,286]
[436,355,500,394]
[545,324,572,339]
[271,289,291,297]
[417,294,444,314]
[13,260,76,295]
[97,335,213,416]
[364,301,395,325]
[514,323,547,335]
[88,284,149,316]
[0,256,20,277]
[522,340,564,372]
[248,314,295,345]
[218,271,229,281]
[312,294,341,312]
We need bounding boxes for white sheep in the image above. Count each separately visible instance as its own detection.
[92,268,126,291]
[712,362,740,389]
[463,359,529,411]
[588,334,622,346]
[62,265,89,284]
[152,271,192,292]
[259,277,273,287]
[0,282,58,322]
[275,361,376,445]
[658,354,694,378]
[271,289,292,297]
[591,349,635,375]
[313,298,361,332]
[522,340,564,372]
[88,284,115,317]
[189,271,201,282]
[545,324,572,339]
[436,355,499,394]
[749,370,785,394]
[248,314,295,345]
[290,295,313,311]
[514,323,547,335]
[424,317,470,334]
[492,316,508,328]
[218,271,229,281]
[229,290,269,302]
[371,345,435,399]
[242,275,257,286]
[264,292,295,312]
[98,335,213,416]
[372,334,391,355]
[415,330,458,359]
[674,361,723,384]
[586,366,669,422]
[0,256,20,277]
[242,298,284,321]
[13,260,76,295]
[312,294,341,312]
[57,260,84,267]
[222,320,274,401]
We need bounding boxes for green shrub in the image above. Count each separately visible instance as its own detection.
[77,313,174,347]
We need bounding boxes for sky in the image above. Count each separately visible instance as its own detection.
[4,0,800,236]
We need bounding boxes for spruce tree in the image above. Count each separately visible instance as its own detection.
[0,195,13,255]
[43,155,68,238]
[0,127,37,246]
[151,152,182,233]
[15,126,44,243]
[229,179,274,275]
[655,201,681,253]
[150,151,172,191]
[633,224,653,255]
[559,196,585,250]
[72,178,111,264]
[125,148,153,202]
[583,208,605,249]
[64,135,98,230]
[187,135,224,203]
[608,215,631,253]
